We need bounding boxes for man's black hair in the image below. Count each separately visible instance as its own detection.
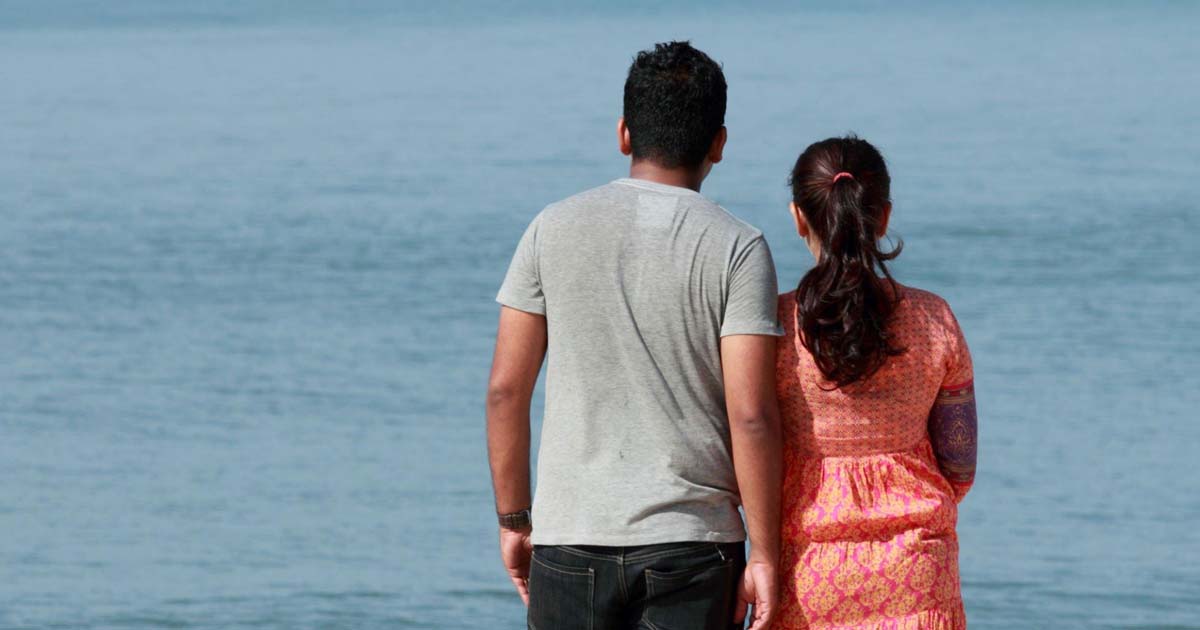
[623,41,727,170]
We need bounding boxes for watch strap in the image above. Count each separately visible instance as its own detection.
[498,508,532,530]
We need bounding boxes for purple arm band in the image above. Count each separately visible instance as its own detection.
[928,382,977,496]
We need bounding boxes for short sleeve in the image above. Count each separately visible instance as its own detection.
[721,236,785,337]
[941,305,973,389]
[496,214,546,315]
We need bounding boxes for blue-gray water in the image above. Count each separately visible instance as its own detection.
[2,2,1198,628]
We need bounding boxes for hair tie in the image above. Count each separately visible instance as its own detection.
[831,172,854,184]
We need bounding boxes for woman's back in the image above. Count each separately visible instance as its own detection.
[774,285,974,629]
[777,285,972,459]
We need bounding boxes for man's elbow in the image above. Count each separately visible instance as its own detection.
[486,380,525,411]
[728,410,781,439]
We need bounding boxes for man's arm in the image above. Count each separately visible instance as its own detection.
[721,334,782,630]
[486,306,547,605]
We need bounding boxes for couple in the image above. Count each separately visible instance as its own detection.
[486,41,977,630]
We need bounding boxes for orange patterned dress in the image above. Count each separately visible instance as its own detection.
[773,286,974,630]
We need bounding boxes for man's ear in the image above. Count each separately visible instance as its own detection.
[617,117,633,156]
[878,202,892,238]
[789,201,809,239]
[707,126,727,164]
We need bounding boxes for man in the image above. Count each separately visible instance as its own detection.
[486,41,783,630]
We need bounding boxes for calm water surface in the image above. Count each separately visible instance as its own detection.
[1,3,1198,628]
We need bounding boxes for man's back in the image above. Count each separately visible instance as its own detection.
[498,177,782,545]
[487,41,782,629]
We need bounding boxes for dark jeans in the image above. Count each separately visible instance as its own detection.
[527,541,746,630]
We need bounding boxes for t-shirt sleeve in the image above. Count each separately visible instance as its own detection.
[721,236,785,337]
[496,214,546,315]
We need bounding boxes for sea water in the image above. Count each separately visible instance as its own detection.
[1,2,1198,628]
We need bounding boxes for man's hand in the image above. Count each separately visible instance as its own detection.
[734,557,778,630]
[499,527,534,606]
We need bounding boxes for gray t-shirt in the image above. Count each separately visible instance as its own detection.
[497,178,783,546]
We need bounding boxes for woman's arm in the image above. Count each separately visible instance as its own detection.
[928,381,977,501]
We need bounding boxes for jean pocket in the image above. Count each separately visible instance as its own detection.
[642,549,736,630]
[528,550,595,630]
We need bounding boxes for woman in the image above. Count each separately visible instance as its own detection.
[773,136,977,629]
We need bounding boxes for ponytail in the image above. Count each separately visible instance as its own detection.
[790,136,904,388]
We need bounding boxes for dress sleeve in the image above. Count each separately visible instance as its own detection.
[928,305,977,502]
[496,214,546,315]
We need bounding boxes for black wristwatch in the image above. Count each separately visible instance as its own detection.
[498,508,532,530]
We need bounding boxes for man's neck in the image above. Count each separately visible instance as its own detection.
[628,161,706,192]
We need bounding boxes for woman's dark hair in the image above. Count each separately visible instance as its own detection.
[789,135,904,388]
[623,41,726,169]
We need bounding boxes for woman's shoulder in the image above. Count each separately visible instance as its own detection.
[776,290,797,333]
[895,284,961,331]
[897,284,948,308]
[777,290,797,315]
